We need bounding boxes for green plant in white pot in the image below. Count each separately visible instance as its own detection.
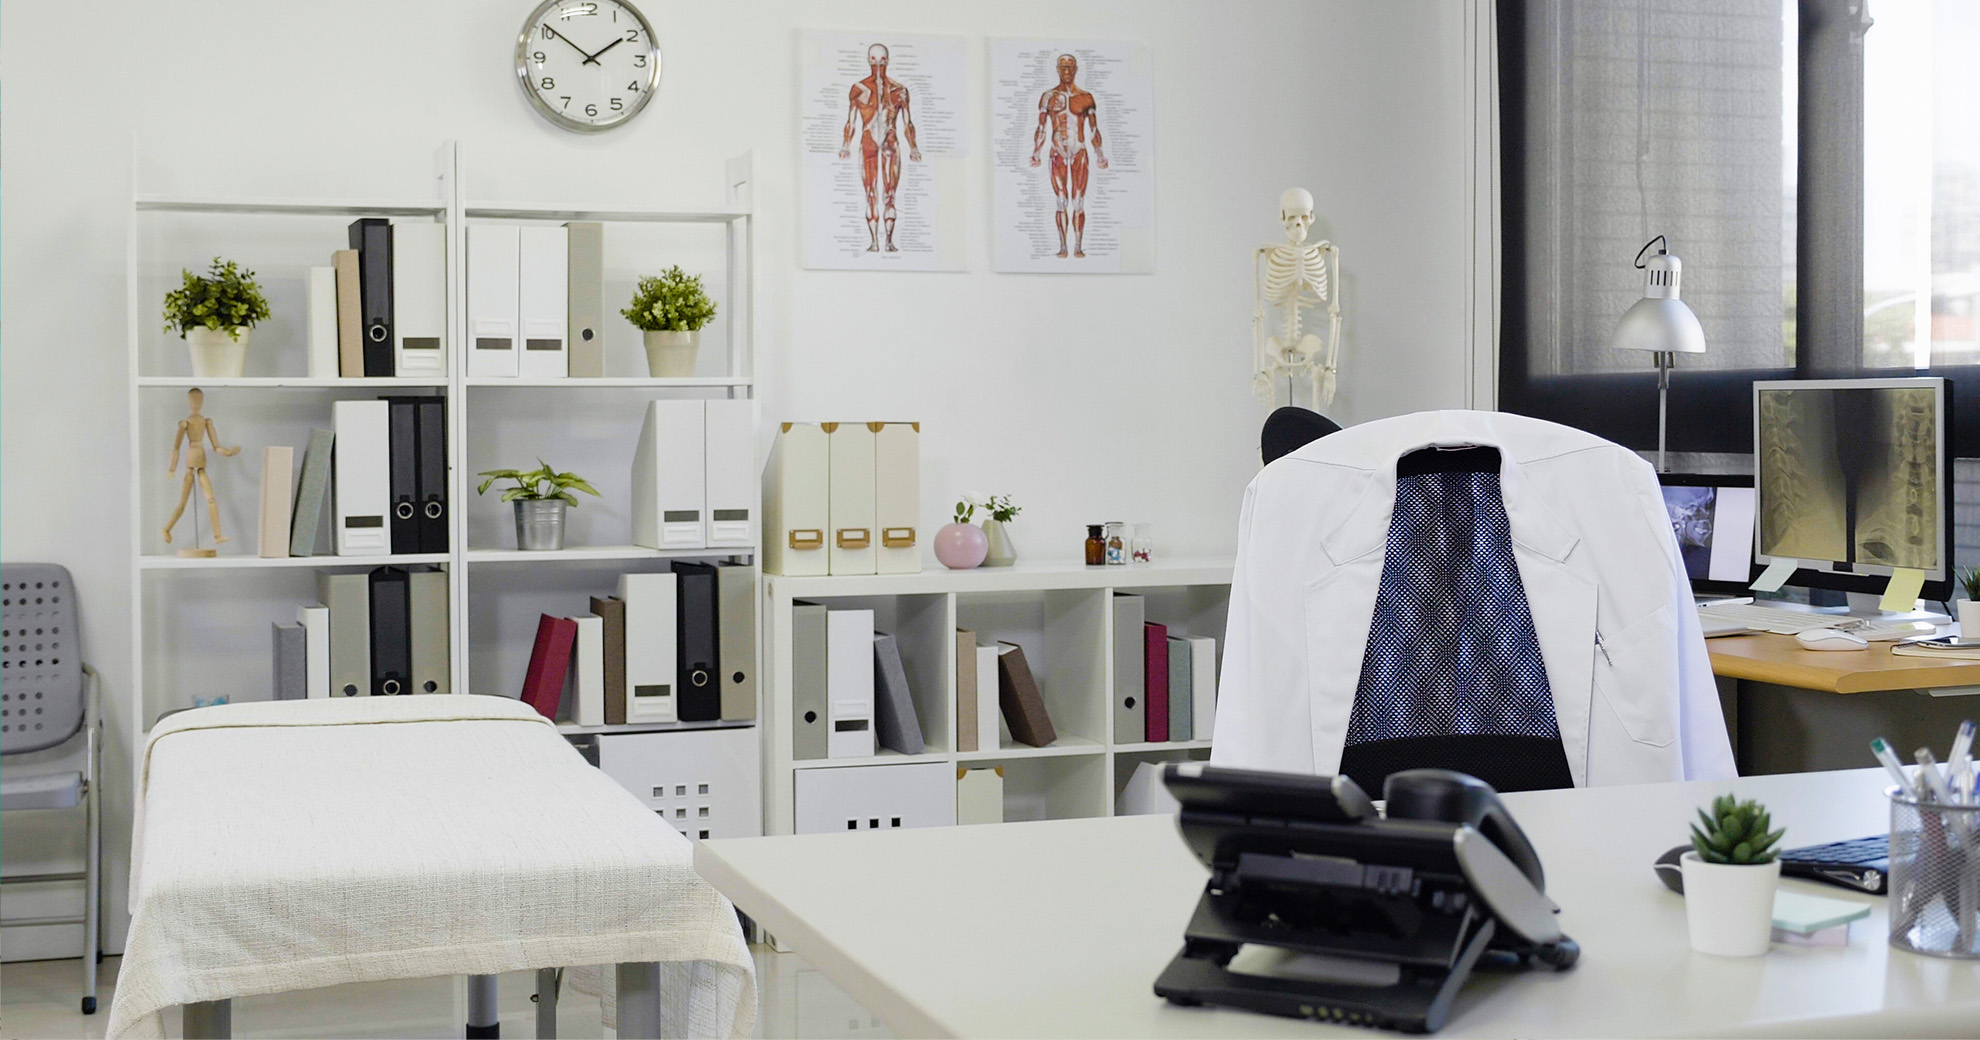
[980,494,1021,568]
[477,461,601,552]
[623,266,718,378]
[161,258,271,378]
[1681,794,1785,956]
[1958,567,1980,636]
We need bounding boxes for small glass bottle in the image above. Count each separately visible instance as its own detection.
[1084,524,1106,566]
[1104,522,1128,566]
[1131,522,1155,566]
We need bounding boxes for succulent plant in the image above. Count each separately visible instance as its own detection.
[1689,793,1784,865]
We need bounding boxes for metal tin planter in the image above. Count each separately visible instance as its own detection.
[514,499,568,551]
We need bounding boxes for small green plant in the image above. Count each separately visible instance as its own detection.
[1689,793,1784,865]
[952,497,976,525]
[983,494,1021,524]
[622,266,718,332]
[161,257,271,340]
[475,460,602,507]
[1958,566,1980,602]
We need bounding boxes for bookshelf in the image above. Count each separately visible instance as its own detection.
[761,558,1234,836]
[126,144,762,823]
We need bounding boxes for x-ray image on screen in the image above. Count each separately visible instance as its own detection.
[1755,385,1940,572]
[1663,485,1717,581]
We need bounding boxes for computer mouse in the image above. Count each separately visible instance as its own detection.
[1795,628,1868,651]
[1654,844,1689,894]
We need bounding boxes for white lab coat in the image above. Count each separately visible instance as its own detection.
[1210,410,1737,786]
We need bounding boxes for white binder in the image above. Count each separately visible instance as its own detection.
[763,423,829,576]
[826,422,877,575]
[1187,635,1217,740]
[517,225,569,379]
[826,608,875,758]
[297,604,330,700]
[631,400,707,550]
[873,422,921,574]
[305,266,338,379]
[332,399,390,556]
[619,572,678,723]
[704,398,756,548]
[392,221,447,378]
[466,224,520,378]
[572,614,605,727]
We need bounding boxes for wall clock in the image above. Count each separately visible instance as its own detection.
[516,0,662,133]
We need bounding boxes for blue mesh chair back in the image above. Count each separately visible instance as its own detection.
[2,563,85,754]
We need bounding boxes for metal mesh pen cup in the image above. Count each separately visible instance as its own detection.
[1888,786,1980,959]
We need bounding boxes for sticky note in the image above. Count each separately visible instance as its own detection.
[1880,568,1927,613]
[1751,557,1798,593]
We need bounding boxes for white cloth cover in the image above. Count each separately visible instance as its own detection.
[1210,409,1737,787]
[109,695,755,1039]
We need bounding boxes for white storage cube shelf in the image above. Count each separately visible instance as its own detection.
[764,559,1233,837]
[126,144,763,821]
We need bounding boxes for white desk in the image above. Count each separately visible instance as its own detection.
[697,768,1980,1038]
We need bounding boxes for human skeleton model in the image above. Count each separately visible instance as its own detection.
[162,388,239,550]
[838,44,921,253]
[1030,54,1108,258]
[1253,188,1344,408]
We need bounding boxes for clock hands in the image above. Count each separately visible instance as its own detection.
[580,37,625,65]
[542,25,596,64]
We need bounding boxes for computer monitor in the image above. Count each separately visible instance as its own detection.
[1658,474,1757,597]
[1751,377,1952,601]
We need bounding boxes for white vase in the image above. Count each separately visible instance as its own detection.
[186,326,249,378]
[1680,852,1779,957]
[1958,599,1980,638]
[981,519,1016,567]
[643,329,700,378]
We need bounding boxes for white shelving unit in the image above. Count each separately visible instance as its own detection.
[761,558,1234,836]
[126,144,763,806]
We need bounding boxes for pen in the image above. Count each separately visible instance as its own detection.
[1872,737,1917,798]
[1916,748,1957,804]
[1951,720,1975,805]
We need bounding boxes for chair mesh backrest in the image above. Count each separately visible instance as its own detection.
[1,563,84,753]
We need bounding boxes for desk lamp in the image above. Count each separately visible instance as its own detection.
[1612,235,1706,471]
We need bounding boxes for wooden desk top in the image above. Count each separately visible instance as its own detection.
[1707,631,1980,693]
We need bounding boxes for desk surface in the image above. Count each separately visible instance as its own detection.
[1708,631,1980,693]
[697,768,1980,1039]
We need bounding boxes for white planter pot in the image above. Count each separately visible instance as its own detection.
[1958,599,1980,638]
[643,329,700,378]
[186,326,249,378]
[1681,852,1779,957]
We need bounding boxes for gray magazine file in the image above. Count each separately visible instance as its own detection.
[872,632,924,755]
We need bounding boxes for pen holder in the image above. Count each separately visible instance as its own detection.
[1888,787,1980,959]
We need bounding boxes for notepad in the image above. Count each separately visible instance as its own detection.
[1771,890,1872,946]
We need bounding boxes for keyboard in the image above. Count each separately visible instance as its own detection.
[1780,836,1888,894]
[1696,603,1940,640]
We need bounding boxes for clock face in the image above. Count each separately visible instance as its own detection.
[515,0,661,132]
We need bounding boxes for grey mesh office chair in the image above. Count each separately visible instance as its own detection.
[0,563,102,1014]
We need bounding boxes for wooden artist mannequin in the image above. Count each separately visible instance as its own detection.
[163,387,239,553]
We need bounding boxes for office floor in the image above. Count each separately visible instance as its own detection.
[0,947,892,1039]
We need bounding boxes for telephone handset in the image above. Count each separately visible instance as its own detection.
[1154,763,1578,1033]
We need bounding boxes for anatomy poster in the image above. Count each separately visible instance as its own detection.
[801,31,968,271]
[991,39,1154,273]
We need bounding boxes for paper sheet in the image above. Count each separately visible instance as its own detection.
[1880,567,1928,613]
[1751,557,1799,593]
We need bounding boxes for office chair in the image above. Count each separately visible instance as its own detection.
[1261,406,1342,465]
[1336,446,1575,795]
[0,563,103,1014]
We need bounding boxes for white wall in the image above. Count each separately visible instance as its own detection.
[0,0,1471,953]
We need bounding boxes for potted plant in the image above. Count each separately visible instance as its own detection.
[1957,567,1980,636]
[622,266,718,377]
[934,496,989,570]
[980,494,1021,568]
[1681,793,1785,956]
[161,257,271,378]
[476,461,601,551]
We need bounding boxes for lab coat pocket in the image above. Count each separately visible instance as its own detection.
[1592,603,1679,748]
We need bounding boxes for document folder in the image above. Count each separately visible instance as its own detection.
[392,221,446,377]
[572,614,605,726]
[764,423,829,576]
[716,563,757,721]
[631,399,706,550]
[792,600,828,759]
[414,397,448,553]
[298,604,330,700]
[672,561,721,722]
[408,567,449,695]
[704,398,756,548]
[316,571,369,698]
[332,400,390,556]
[566,222,605,377]
[306,266,338,379]
[826,423,877,575]
[467,224,520,378]
[517,225,569,379]
[384,397,420,555]
[873,422,921,574]
[619,571,678,723]
[1112,594,1146,744]
[347,218,395,376]
[826,608,876,758]
[590,595,627,725]
[333,248,363,377]
[257,446,294,559]
[368,566,412,696]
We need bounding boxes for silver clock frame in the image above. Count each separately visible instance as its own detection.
[514,0,662,134]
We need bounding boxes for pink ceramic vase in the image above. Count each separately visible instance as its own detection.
[934,522,989,569]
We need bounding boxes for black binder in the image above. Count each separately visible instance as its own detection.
[347,218,395,376]
[672,561,721,721]
[384,398,420,554]
[414,397,448,553]
[368,566,412,696]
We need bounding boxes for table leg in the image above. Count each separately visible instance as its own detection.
[467,973,499,1038]
[183,998,232,1039]
[535,967,559,1039]
[616,961,662,1039]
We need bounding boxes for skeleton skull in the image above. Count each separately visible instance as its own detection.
[868,44,889,70]
[1280,187,1315,246]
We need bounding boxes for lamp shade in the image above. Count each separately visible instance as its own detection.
[1612,251,1706,355]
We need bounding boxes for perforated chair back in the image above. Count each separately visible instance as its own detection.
[1,564,85,754]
